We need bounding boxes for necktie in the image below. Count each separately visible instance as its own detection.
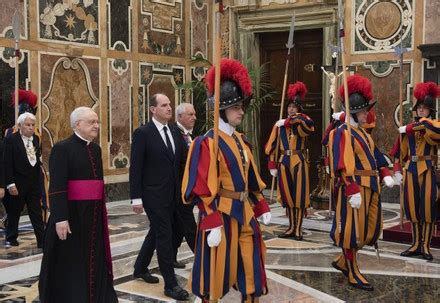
[163,126,174,155]
[183,133,191,147]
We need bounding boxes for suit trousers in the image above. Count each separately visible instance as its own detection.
[134,205,177,289]
[173,203,196,259]
[6,170,44,245]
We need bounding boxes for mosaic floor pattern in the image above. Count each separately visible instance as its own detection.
[0,200,439,302]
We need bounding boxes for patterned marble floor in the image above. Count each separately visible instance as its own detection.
[0,200,439,302]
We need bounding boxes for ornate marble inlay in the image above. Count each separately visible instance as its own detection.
[365,2,400,40]
[139,0,185,57]
[354,0,413,53]
[38,0,99,45]
[41,56,100,148]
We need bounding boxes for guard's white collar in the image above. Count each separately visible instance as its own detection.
[219,118,235,136]
[348,116,359,128]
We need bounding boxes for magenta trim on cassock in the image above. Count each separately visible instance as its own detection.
[67,180,104,201]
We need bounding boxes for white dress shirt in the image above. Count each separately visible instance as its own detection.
[132,117,175,206]
[152,117,175,153]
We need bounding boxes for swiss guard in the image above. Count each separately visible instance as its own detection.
[390,82,440,260]
[328,74,395,291]
[4,89,49,225]
[265,82,315,239]
[182,58,271,302]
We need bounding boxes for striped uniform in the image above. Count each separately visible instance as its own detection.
[265,114,314,237]
[328,123,389,288]
[391,118,440,255]
[182,129,270,302]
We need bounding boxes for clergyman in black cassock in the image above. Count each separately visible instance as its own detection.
[39,107,117,303]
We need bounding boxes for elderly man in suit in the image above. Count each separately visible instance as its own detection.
[4,112,44,248]
[130,93,189,301]
[172,103,197,268]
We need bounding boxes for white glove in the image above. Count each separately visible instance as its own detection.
[258,212,271,225]
[270,169,278,177]
[325,166,330,174]
[399,126,406,134]
[275,119,286,127]
[332,111,344,121]
[393,171,403,185]
[383,175,395,188]
[349,193,362,209]
[207,227,222,247]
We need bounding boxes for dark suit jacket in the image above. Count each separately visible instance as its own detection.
[130,121,186,208]
[0,139,4,189]
[4,132,41,191]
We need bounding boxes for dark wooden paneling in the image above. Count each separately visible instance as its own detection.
[259,29,323,189]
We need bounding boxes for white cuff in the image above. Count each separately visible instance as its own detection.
[132,198,142,206]
[6,183,16,190]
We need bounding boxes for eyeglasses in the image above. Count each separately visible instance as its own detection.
[79,119,100,126]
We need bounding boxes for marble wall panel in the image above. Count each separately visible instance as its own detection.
[107,0,132,51]
[190,0,208,58]
[40,54,100,164]
[38,0,99,45]
[353,0,413,53]
[357,61,412,154]
[138,63,185,125]
[138,0,185,57]
[108,59,132,169]
[424,0,440,44]
[0,0,27,39]
[220,8,230,58]
[0,49,29,134]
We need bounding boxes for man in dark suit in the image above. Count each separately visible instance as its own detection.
[130,93,189,301]
[4,112,44,247]
[172,103,197,267]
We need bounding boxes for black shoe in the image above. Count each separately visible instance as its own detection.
[173,261,186,269]
[293,235,304,241]
[278,232,295,239]
[5,240,19,247]
[331,261,348,277]
[133,272,159,284]
[400,247,421,257]
[164,285,189,301]
[422,247,433,261]
[349,282,374,291]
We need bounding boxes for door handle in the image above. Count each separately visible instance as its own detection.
[304,63,315,72]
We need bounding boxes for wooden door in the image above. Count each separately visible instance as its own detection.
[259,29,323,190]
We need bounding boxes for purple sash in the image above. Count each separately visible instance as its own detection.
[67,180,104,201]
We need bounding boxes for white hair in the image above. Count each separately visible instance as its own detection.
[175,103,193,118]
[70,107,95,128]
[17,112,36,125]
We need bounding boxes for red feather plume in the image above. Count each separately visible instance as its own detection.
[205,58,252,97]
[10,89,38,108]
[338,74,373,101]
[414,82,439,100]
[287,81,307,100]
